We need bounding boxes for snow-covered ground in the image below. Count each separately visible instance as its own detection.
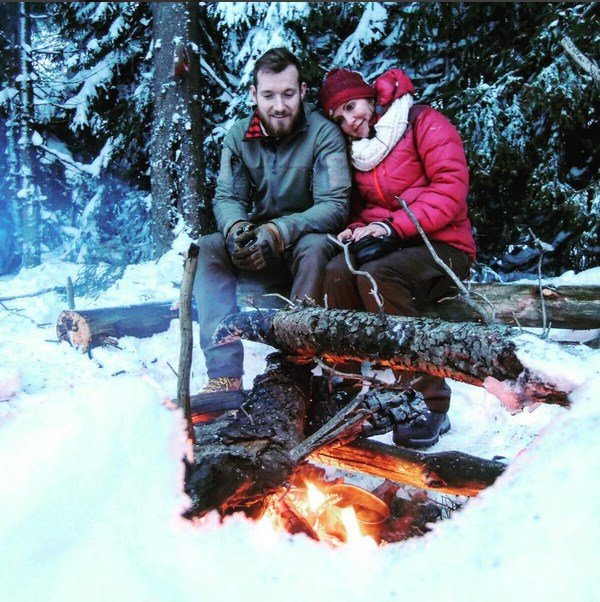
[1,240,599,602]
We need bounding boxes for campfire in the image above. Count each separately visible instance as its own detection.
[258,465,447,547]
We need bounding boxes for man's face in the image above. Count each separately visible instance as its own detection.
[251,65,306,139]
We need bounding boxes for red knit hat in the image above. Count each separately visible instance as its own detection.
[318,68,376,116]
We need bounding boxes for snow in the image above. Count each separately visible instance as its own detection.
[0,248,598,602]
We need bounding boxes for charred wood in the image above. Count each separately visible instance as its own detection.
[184,353,311,518]
[312,438,506,498]
[184,359,504,517]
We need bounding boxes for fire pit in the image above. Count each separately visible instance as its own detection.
[257,465,447,547]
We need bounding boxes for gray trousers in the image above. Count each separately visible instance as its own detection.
[323,242,472,412]
[194,232,338,379]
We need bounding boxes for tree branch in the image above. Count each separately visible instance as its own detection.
[396,197,494,323]
[560,36,600,84]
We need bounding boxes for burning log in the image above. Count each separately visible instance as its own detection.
[214,306,593,408]
[312,439,505,498]
[184,353,311,518]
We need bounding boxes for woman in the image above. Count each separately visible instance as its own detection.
[318,67,476,449]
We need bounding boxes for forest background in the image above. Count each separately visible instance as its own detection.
[0,1,598,291]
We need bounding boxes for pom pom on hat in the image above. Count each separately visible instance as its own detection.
[318,68,376,116]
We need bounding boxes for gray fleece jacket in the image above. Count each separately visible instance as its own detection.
[212,103,351,248]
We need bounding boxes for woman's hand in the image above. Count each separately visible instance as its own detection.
[350,223,388,241]
[337,228,353,242]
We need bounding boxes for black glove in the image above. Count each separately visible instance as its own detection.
[348,234,401,265]
[226,221,254,258]
[231,223,283,271]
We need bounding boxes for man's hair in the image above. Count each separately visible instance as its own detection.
[252,47,303,87]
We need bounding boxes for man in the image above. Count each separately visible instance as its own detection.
[194,47,351,401]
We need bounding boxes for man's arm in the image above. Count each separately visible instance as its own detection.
[211,126,253,238]
[270,121,351,247]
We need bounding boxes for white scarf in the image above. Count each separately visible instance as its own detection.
[351,94,414,172]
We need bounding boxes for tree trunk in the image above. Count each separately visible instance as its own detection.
[215,306,592,407]
[17,2,40,268]
[150,2,205,256]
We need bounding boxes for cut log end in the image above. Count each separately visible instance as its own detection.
[56,310,92,353]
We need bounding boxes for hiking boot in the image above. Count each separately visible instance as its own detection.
[200,377,242,394]
[392,410,451,449]
[191,377,244,421]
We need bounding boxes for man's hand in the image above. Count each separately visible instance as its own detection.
[232,223,283,271]
[226,221,254,257]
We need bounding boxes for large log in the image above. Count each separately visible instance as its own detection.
[236,280,600,330]
[54,283,599,352]
[214,306,595,407]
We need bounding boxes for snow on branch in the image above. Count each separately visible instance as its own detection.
[332,2,388,68]
[560,36,600,84]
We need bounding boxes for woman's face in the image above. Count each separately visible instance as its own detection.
[332,98,375,139]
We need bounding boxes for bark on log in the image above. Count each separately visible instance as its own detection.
[214,306,594,407]
[312,439,506,498]
[429,283,600,330]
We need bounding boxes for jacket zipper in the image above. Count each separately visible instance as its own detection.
[372,165,387,205]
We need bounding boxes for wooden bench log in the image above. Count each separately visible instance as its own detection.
[428,283,600,330]
[55,283,599,353]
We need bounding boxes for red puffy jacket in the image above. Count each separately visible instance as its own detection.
[348,105,477,259]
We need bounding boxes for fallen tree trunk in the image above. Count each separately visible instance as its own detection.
[54,284,599,353]
[56,301,189,353]
[312,439,505,498]
[214,307,595,408]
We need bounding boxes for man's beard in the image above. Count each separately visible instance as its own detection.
[259,108,300,139]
